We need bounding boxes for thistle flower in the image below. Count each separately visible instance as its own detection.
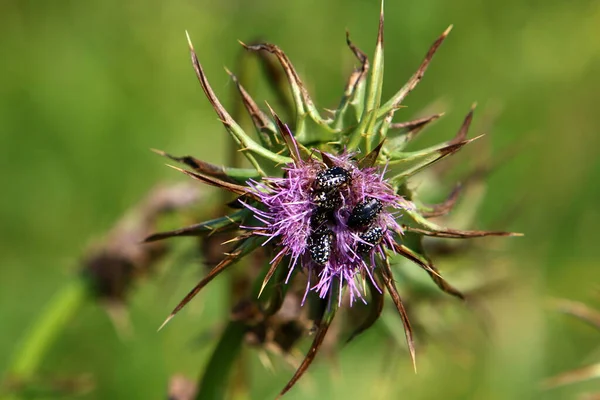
[243,148,412,307]
[145,2,520,396]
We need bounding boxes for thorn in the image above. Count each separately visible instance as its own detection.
[258,280,269,298]
[185,30,194,50]
[443,24,454,37]
[411,354,418,374]
[157,314,174,332]
[468,134,485,142]
[264,101,276,115]
[257,253,285,298]
[378,0,385,45]
[362,278,367,299]
[165,163,185,173]
[221,236,242,245]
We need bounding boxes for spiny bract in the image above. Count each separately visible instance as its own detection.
[145,3,520,397]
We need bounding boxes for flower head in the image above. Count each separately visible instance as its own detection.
[245,148,413,306]
[145,2,521,396]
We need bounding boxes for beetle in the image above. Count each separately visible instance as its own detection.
[311,166,350,215]
[310,208,332,228]
[348,197,383,229]
[356,226,384,253]
[308,226,334,265]
[312,189,342,211]
[313,166,351,192]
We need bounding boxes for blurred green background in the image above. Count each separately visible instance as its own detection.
[1,0,600,398]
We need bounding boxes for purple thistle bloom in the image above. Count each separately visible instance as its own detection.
[245,147,414,306]
[145,7,522,396]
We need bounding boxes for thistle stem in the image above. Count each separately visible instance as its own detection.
[195,320,247,400]
[3,278,89,392]
[194,254,278,400]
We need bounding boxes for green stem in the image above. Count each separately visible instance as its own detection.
[4,279,88,387]
[194,256,278,400]
[195,320,246,400]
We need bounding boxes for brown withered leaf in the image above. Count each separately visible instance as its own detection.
[390,135,484,183]
[343,31,370,96]
[258,251,287,298]
[389,113,444,142]
[143,219,239,243]
[421,183,463,218]
[391,241,465,300]
[151,149,243,184]
[379,25,453,116]
[157,236,262,331]
[390,113,444,131]
[404,226,522,239]
[245,41,295,122]
[440,136,482,157]
[241,42,317,119]
[358,140,385,169]
[186,33,240,134]
[166,164,256,198]
[319,151,336,168]
[225,68,279,144]
[185,32,287,171]
[377,3,384,44]
[379,260,417,372]
[449,104,476,146]
[265,104,310,163]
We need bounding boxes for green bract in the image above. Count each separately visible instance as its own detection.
[147,3,521,398]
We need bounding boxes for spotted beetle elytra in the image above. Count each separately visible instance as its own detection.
[357,226,384,253]
[313,190,342,211]
[310,207,332,228]
[314,166,351,192]
[348,197,383,229]
[311,166,349,214]
[308,226,334,265]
